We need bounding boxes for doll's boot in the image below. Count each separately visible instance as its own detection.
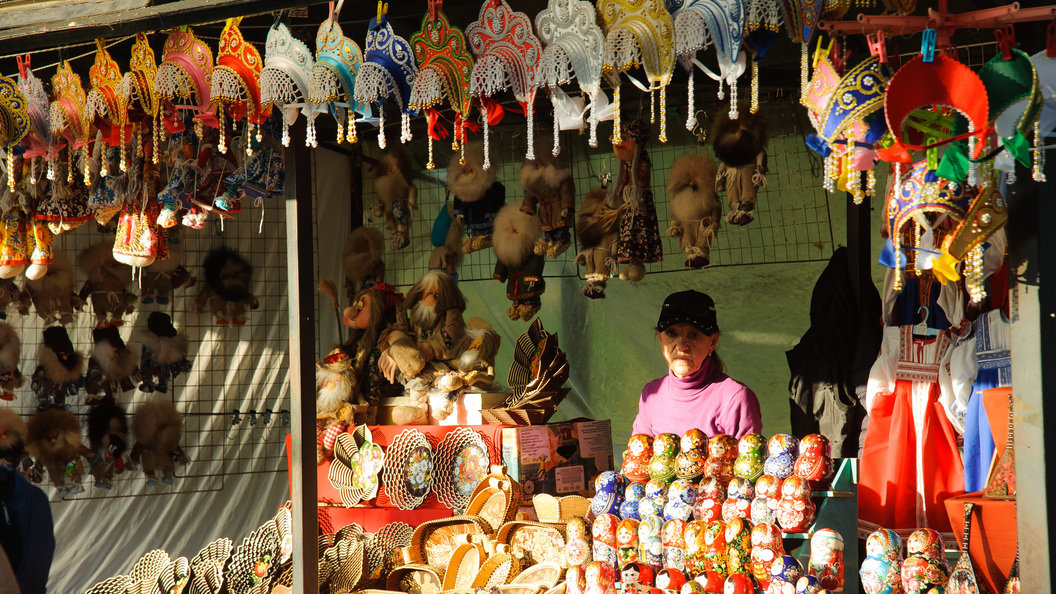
[518,303,540,321]
[547,241,572,258]
[157,201,179,228]
[534,238,549,256]
[619,263,646,282]
[507,305,520,321]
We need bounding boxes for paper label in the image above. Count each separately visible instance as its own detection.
[555,465,585,493]
[576,421,612,459]
[518,426,552,465]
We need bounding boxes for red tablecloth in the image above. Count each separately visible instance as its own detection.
[943,492,1017,594]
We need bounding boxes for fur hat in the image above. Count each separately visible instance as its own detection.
[26,407,83,465]
[621,120,650,145]
[492,202,541,268]
[92,325,125,349]
[342,226,385,294]
[202,247,253,302]
[43,326,75,355]
[131,400,183,459]
[87,400,128,456]
[711,106,768,167]
[147,312,178,338]
[576,188,611,249]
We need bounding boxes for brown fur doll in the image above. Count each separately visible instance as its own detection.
[667,154,721,268]
[493,203,545,321]
[574,188,619,299]
[520,139,575,258]
[0,406,29,470]
[130,400,187,486]
[140,230,193,306]
[427,317,502,422]
[30,326,84,410]
[78,242,135,328]
[0,323,22,401]
[86,400,128,489]
[371,146,418,251]
[379,270,467,383]
[26,407,87,497]
[341,226,385,299]
[711,106,768,226]
[0,277,29,319]
[449,142,505,253]
[85,326,138,405]
[24,249,81,326]
[138,312,192,394]
[193,247,258,325]
[427,202,464,278]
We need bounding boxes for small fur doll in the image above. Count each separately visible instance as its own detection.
[379,270,467,382]
[0,277,30,319]
[30,326,84,410]
[449,142,505,253]
[427,202,464,278]
[315,351,355,458]
[427,317,502,422]
[667,154,721,268]
[26,407,87,497]
[138,312,192,394]
[610,120,663,282]
[86,400,128,489]
[130,400,187,486]
[342,226,385,299]
[711,106,768,226]
[193,247,258,325]
[24,249,81,326]
[140,229,193,305]
[0,323,22,401]
[574,189,619,299]
[0,406,30,470]
[372,146,418,251]
[78,242,135,328]
[493,203,545,321]
[85,326,139,406]
[521,140,575,258]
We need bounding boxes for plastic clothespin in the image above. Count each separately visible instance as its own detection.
[813,36,834,69]
[231,409,242,427]
[428,0,441,19]
[281,410,291,426]
[1047,22,1056,58]
[376,1,387,22]
[15,55,29,78]
[867,30,888,64]
[263,409,274,424]
[995,25,1016,60]
[921,29,937,63]
[247,410,258,426]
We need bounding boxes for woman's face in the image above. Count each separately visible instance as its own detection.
[659,323,718,378]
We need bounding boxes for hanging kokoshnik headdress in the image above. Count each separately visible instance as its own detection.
[308,1,371,148]
[0,74,29,193]
[408,0,475,170]
[353,1,419,151]
[154,26,215,138]
[16,55,52,189]
[259,21,317,148]
[673,0,747,126]
[778,0,823,96]
[466,0,543,167]
[597,0,676,144]
[84,39,131,178]
[210,17,273,156]
[120,33,161,164]
[49,62,92,185]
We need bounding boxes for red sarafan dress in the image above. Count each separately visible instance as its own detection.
[859,326,964,535]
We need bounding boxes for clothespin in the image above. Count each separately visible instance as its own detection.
[231,409,242,427]
[926,138,940,170]
[867,30,887,64]
[15,55,28,78]
[376,0,388,22]
[1047,22,1056,58]
[921,29,937,63]
[995,25,1015,60]
[272,9,284,27]
[428,0,441,19]
[813,36,834,69]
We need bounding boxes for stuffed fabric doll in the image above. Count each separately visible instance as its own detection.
[520,138,575,258]
[85,326,138,406]
[138,312,192,394]
[0,406,29,470]
[156,131,199,228]
[140,228,193,306]
[575,188,619,299]
[610,120,663,282]
[711,107,768,226]
[86,400,128,489]
[449,142,505,253]
[130,400,187,486]
[215,133,286,212]
[0,323,22,401]
[24,249,81,326]
[667,154,721,268]
[342,226,385,299]
[30,326,84,410]
[429,317,502,420]
[372,146,418,251]
[379,270,467,382]
[493,203,545,321]
[0,277,30,319]
[193,247,258,325]
[315,351,355,462]
[427,203,464,279]
[26,407,87,497]
[78,242,135,328]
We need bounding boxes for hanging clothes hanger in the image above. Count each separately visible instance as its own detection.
[914,305,939,338]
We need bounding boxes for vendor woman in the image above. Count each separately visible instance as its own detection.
[631,290,762,438]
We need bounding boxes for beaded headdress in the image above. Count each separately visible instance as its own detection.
[49,61,90,185]
[353,2,419,150]
[673,0,746,124]
[998,49,1056,183]
[84,39,133,178]
[211,17,272,155]
[778,0,822,95]
[978,49,1041,172]
[16,56,50,159]
[155,26,215,136]
[0,74,29,192]
[259,22,316,148]
[598,0,676,143]
[466,0,543,166]
[120,33,162,164]
[535,0,606,152]
[308,2,370,146]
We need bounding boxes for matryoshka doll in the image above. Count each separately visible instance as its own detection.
[808,528,844,592]
[793,434,834,491]
[683,520,708,576]
[751,475,782,525]
[795,575,822,594]
[657,569,688,593]
[733,433,766,483]
[675,429,707,480]
[567,516,594,567]
[623,434,654,483]
[750,522,785,589]
[763,434,799,480]
[697,571,726,593]
[617,518,641,565]
[723,574,754,594]
[622,562,656,594]
[767,555,804,594]
[721,478,754,522]
[639,494,666,519]
[900,529,950,594]
[702,520,728,578]
[724,517,753,576]
[692,477,725,523]
[662,519,688,571]
[568,564,589,594]
[859,529,904,594]
[681,580,707,594]
[593,513,620,569]
[704,434,738,484]
[621,482,648,520]
[665,479,698,522]
[639,514,664,570]
[650,433,680,485]
[594,471,627,516]
[586,561,618,594]
[775,475,815,533]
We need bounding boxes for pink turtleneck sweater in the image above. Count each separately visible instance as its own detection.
[631,356,762,438]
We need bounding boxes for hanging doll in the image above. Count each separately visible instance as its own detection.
[667,154,721,269]
[24,249,81,326]
[378,270,468,383]
[156,131,203,228]
[0,277,30,319]
[26,407,87,497]
[86,400,128,489]
[493,203,546,321]
[449,142,505,253]
[138,312,193,394]
[130,400,187,486]
[428,202,464,279]
[520,139,575,258]
[140,227,193,306]
[78,242,135,328]
[0,406,30,471]
[342,226,385,299]
[85,326,139,406]
[0,322,23,401]
[372,146,418,251]
[575,188,619,299]
[610,120,663,281]
[711,106,768,226]
[30,326,84,410]
[214,131,286,213]
[193,247,258,325]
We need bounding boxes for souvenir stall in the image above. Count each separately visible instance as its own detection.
[0,1,1052,594]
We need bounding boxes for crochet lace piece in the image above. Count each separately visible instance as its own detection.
[674,0,744,73]
[746,0,782,33]
[211,67,251,104]
[154,65,196,102]
[354,62,397,107]
[535,0,605,95]
[408,66,446,110]
[598,0,676,84]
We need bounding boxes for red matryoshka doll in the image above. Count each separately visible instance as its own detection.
[900,529,950,594]
[639,514,664,570]
[723,574,754,594]
[623,434,654,483]
[697,572,726,593]
[808,528,844,592]
[763,434,799,480]
[568,564,589,594]
[586,560,618,594]
[721,478,754,522]
[702,520,728,578]
[767,555,804,594]
[751,474,782,525]
[662,519,688,572]
[650,433,680,485]
[617,518,641,565]
[750,522,785,589]
[567,516,594,567]
[656,568,688,593]
[775,475,815,533]
[593,513,620,568]
[692,477,726,523]
[795,575,822,594]
[733,433,766,483]
[793,434,834,490]
[704,434,738,484]
[622,562,656,594]
[675,429,707,480]
[683,520,709,576]
[724,518,753,577]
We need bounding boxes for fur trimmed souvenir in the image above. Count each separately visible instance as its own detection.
[667,154,721,269]
[130,400,187,486]
[193,247,258,325]
[86,399,128,489]
[428,202,465,278]
[711,107,768,226]
[30,326,84,410]
[0,278,29,319]
[380,270,467,382]
[449,142,505,253]
[520,140,574,258]
[0,323,22,401]
[493,202,545,321]
[85,326,138,405]
[575,189,618,299]
[315,351,354,461]
[141,231,193,306]
[372,146,418,251]
[428,317,501,420]
[78,242,135,328]
[0,406,29,470]
[26,407,87,496]
[138,312,192,394]
[610,120,663,282]
[342,226,385,299]
[24,249,81,326]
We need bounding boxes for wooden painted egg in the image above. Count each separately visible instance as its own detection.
[793,454,834,491]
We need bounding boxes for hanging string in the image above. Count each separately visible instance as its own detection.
[685,71,695,132]
[427,135,435,170]
[526,100,535,160]
[612,85,622,145]
[751,59,759,114]
[347,109,358,143]
[1033,120,1046,182]
[483,111,491,170]
[729,76,739,120]
[659,85,667,143]
[552,97,561,157]
[401,112,411,144]
[336,107,345,143]
[378,106,386,150]
[588,89,599,148]
[218,110,227,154]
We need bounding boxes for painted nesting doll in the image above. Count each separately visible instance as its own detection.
[684,520,709,576]
[622,562,655,594]
[721,478,754,522]
[621,482,648,520]
[793,434,834,491]
[733,433,766,483]
[586,561,618,594]
[808,529,845,592]
[568,565,588,594]
[724,574,754,594]
[681,580,707,594]
[650,433,679,485]
[675,429,708,480]
[640,479,668,518]
[702,520,728,578]
[768,555,804,594]
[639,514,664,570]
[859,529,904,594]
[796,575,823,594]
[751,474,783,525]
[593,513,620,569]
[750,522,785,589]
[567,516,594,567]
[693,477,726,523]
[662,519,688,572]
[776,475,815,533]
[900,529,950,594]
[724,518,753,577]
[704,434,738,484]
[763,434,799,480]
[657,569,688,593]
[618,518,642,565]
[665,479,698,522]
[697,572,726,593]
[594,471,627,516]
[623,434,654,483]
